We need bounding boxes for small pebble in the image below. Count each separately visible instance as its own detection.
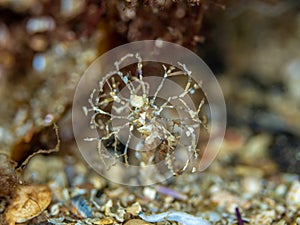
[286,180,300,206]
[143,187,156,200]
[242,176,261,195]
[93,217,114,225]
[49,203,60,216]
[124,219,153,225]
[29,35,48,51]
[275,184,287,196]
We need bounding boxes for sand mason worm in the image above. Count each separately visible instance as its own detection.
[83,52,207,176]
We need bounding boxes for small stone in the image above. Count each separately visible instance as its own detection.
[143,187,156,200]
[275,204,285,215]
[29,35,48,51]
[124,219,153,225]
[5,185,52,224]
[242,176,262,195]
[275,184,287,196]
[286,180,300,206]
[93,217,114,225]
[49,203,60,216]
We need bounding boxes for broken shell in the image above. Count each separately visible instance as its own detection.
[5,185,52,224]
[126,202,142,216]
[71,195,92,218]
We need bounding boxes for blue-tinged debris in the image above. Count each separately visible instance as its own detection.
[71,195,92,218]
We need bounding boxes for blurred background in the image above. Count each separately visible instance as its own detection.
[0,0,299,173]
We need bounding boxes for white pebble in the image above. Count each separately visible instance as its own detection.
[242,176,261,196]
[275,184,287,196]
[143,187,156,200]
